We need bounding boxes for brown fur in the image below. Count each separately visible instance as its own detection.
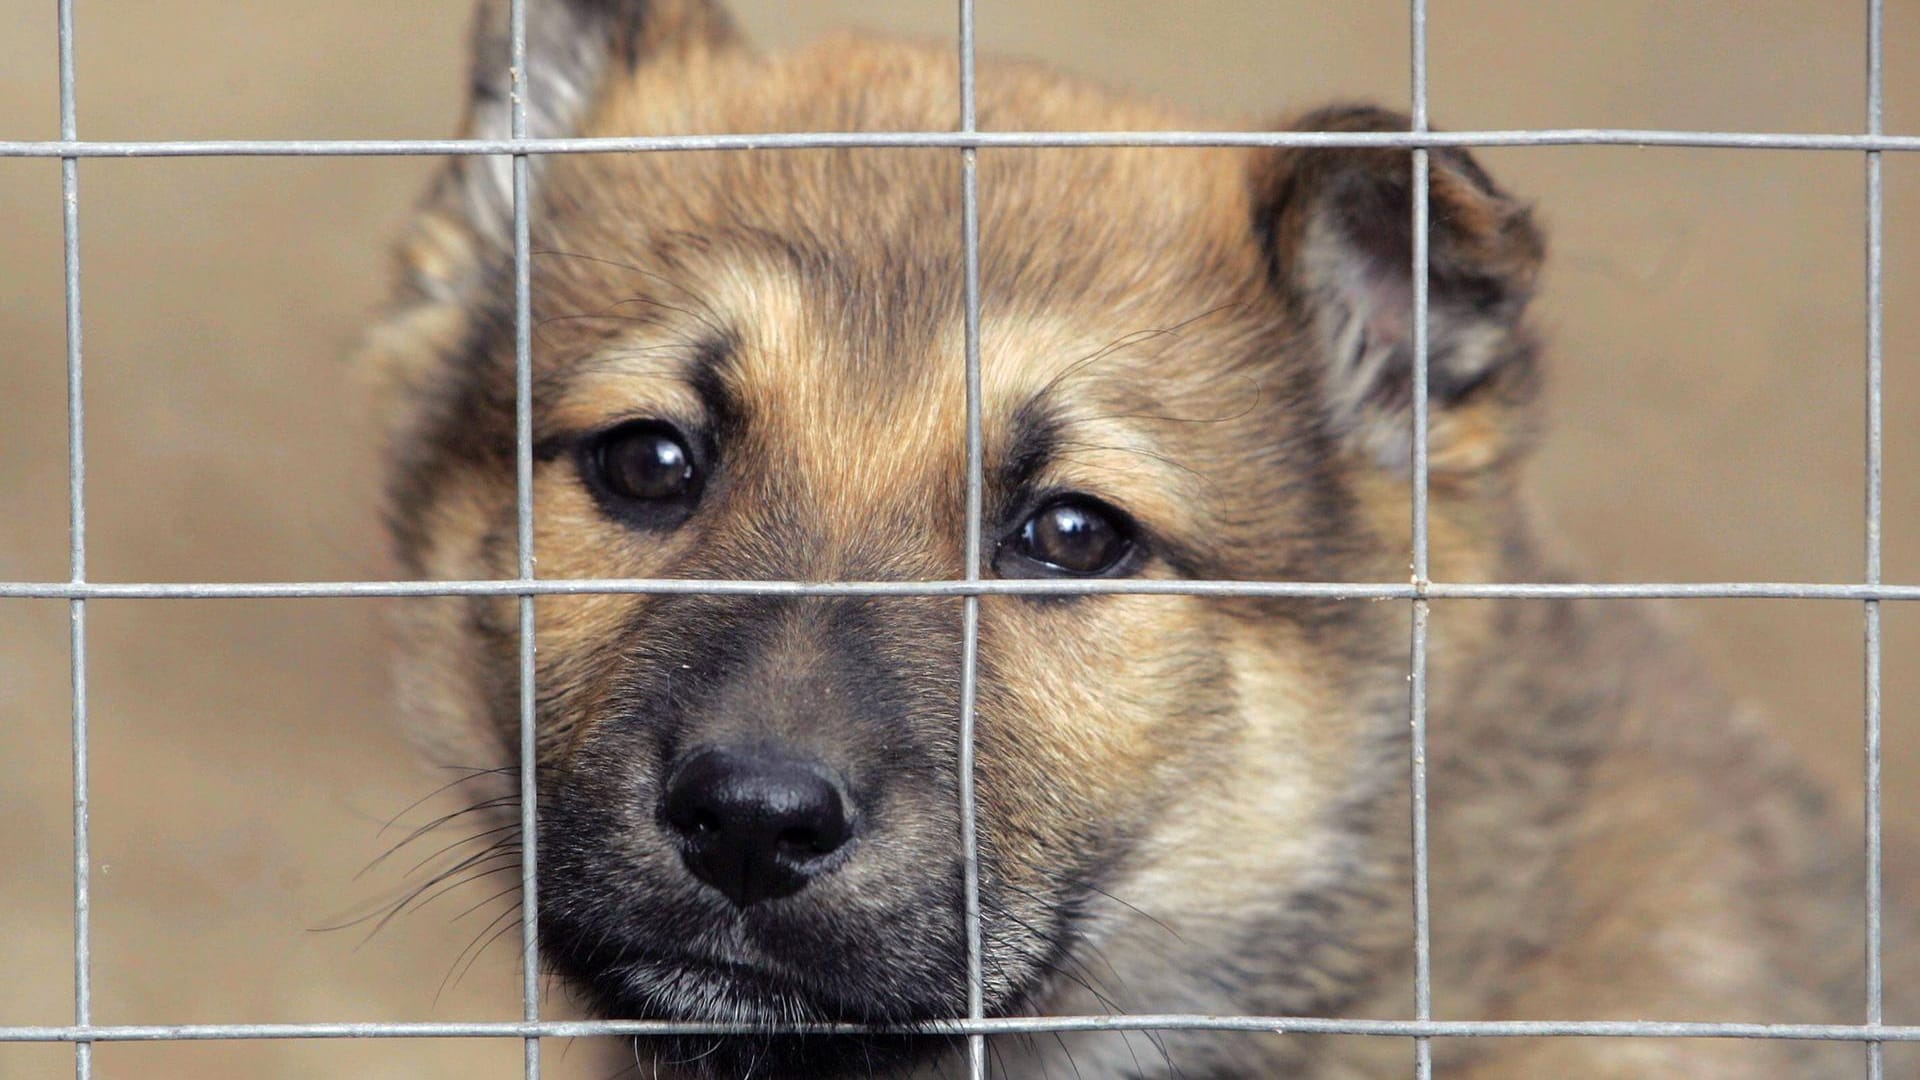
[358,3,1900,1076]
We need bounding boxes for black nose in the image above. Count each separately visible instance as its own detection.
[661,746,854,908]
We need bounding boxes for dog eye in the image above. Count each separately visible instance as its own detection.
[589,421,699,504]
[1005,496,1135,577]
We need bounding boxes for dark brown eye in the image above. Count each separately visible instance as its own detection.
[591,421,698,504]
[1010,496,1134,576]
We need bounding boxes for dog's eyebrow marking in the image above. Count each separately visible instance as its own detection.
[999,398,1061,498]
[687,335,740,442]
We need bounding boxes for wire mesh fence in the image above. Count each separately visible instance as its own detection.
[0,0,1904,1077]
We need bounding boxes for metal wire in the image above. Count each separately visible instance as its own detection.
[10,129,1920,156]
[57,1,91,1077]
[1862,2,1885,1077]
[4,579,1917,601]
[507,0,541,1075]
[956,0,988,1074]
[6,1017,1920,1043]
[1407,1,1433,1075]
[18,0,1903,1072]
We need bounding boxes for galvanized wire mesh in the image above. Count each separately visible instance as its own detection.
[0,1,1903,1077]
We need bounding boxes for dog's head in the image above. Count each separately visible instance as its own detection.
[361,1,1543,1075]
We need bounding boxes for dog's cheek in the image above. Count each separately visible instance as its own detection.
[975,595,1243,890]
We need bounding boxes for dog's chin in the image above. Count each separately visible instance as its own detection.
[581,955,963,1080]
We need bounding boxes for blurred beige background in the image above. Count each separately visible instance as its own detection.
[3,1,1919,1076]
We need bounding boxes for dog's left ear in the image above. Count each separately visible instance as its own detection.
[1253,105,1545,475]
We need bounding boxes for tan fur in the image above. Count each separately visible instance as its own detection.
[361,7,1901,1077]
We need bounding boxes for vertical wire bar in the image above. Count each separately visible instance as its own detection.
[957,0,988,1076]
[508,1,541,1076]
[1407,1,1434,1077]
[58,0,92,1076]
[1862,0,1885,1076]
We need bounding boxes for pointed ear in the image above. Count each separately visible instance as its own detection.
[363,1,739,429]
[438,0,740,256]
[1253,105,1545,475]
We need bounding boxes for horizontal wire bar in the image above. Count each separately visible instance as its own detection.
[8,129,1920,159]
[4,1018,1919,1043]
[1,580,1917,601]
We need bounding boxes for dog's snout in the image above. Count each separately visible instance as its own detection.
[662,746,853,908]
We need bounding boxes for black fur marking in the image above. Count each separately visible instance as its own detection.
[533,592,1015,1078]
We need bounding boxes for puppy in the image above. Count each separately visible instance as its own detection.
[359,2,1891,1075]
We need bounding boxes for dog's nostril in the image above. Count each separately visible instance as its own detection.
[777,825,828,854]
[661,746,854,908]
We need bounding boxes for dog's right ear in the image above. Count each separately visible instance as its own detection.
[361,1,738,441]
[425,0,740,273]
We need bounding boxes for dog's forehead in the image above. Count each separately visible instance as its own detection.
[530,32,1270,344]
[529,161,1270,420]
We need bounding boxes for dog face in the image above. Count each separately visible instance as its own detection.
[361,2,1542,1075]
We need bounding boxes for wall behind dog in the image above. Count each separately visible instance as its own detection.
[0,2,1915,1076]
